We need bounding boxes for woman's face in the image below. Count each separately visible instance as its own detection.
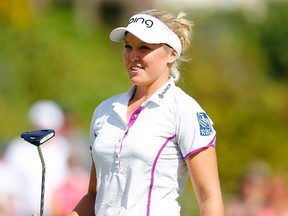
[123,32,177,88]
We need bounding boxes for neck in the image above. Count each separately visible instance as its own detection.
[131,77,170,102]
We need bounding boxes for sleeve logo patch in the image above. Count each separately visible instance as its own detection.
[197,112,213,136]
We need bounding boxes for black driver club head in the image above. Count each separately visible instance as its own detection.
[21,129,55,146]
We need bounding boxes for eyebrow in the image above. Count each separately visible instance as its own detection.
[124,40,148,46]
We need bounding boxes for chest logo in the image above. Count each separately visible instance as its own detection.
[158,83,171,99]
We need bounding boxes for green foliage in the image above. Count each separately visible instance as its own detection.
[259,1,288,79]
[178,4,288,192]
[0,3,287,202]
[0,9,130,137]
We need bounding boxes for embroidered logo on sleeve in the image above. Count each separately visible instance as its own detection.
[197,112,213,136]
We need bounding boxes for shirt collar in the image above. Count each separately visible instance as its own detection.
[144,77,175,106]
[112,85,135,111]
[112,77,175,108]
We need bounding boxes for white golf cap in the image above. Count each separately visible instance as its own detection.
[110,14,182,56]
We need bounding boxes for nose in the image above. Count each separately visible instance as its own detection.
[129,49,139,62]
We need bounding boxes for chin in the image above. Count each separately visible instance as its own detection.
[129,77,143,85]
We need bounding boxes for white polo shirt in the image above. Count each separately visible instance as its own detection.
[90,78,216,216]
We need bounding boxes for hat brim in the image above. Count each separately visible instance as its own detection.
[110,26,158,44]
[110,27,127,42]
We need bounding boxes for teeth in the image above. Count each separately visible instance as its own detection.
[131,66,140,71]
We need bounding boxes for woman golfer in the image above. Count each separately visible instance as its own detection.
[70,9,224,216]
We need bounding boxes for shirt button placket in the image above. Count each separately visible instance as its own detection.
[114,135,123,172]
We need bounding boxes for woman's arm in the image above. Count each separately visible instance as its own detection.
[186,147,224,216]
[69,162,97,216]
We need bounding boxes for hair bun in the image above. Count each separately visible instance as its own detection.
[175,11,193,54]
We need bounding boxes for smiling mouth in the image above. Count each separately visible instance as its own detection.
[131,66,142,72]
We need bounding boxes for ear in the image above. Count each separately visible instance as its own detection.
[167,50,178,64]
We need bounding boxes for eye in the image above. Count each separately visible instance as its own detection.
[140,45,150,51]
[124,44,132,50]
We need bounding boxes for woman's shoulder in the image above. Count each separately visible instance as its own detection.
[97,86,134,109]
[173,86,201,109]
[99,93,123,106]
[92,92,125,115]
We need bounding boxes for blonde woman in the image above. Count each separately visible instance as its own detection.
[70,9,224,216]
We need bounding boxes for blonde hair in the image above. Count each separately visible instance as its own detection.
[141,9,193,82]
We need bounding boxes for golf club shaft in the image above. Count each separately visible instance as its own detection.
[37,146,45,216]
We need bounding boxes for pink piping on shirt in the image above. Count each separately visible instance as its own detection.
[182,135,216,161]
[119,106,144,166]
[146,134,176,216]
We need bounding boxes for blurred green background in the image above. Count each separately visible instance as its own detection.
[1,0,288,214]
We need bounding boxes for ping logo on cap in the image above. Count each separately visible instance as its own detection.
[110,13,182,56]
[128,16,154,28]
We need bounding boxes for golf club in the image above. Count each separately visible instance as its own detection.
[21,129,55,216]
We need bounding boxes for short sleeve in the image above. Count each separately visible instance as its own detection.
[89,103,103,147]
[175,94,216,161]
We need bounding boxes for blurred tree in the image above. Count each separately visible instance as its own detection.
[0,0,31,26]
[258,1,288,80]
[180,5,288,192]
